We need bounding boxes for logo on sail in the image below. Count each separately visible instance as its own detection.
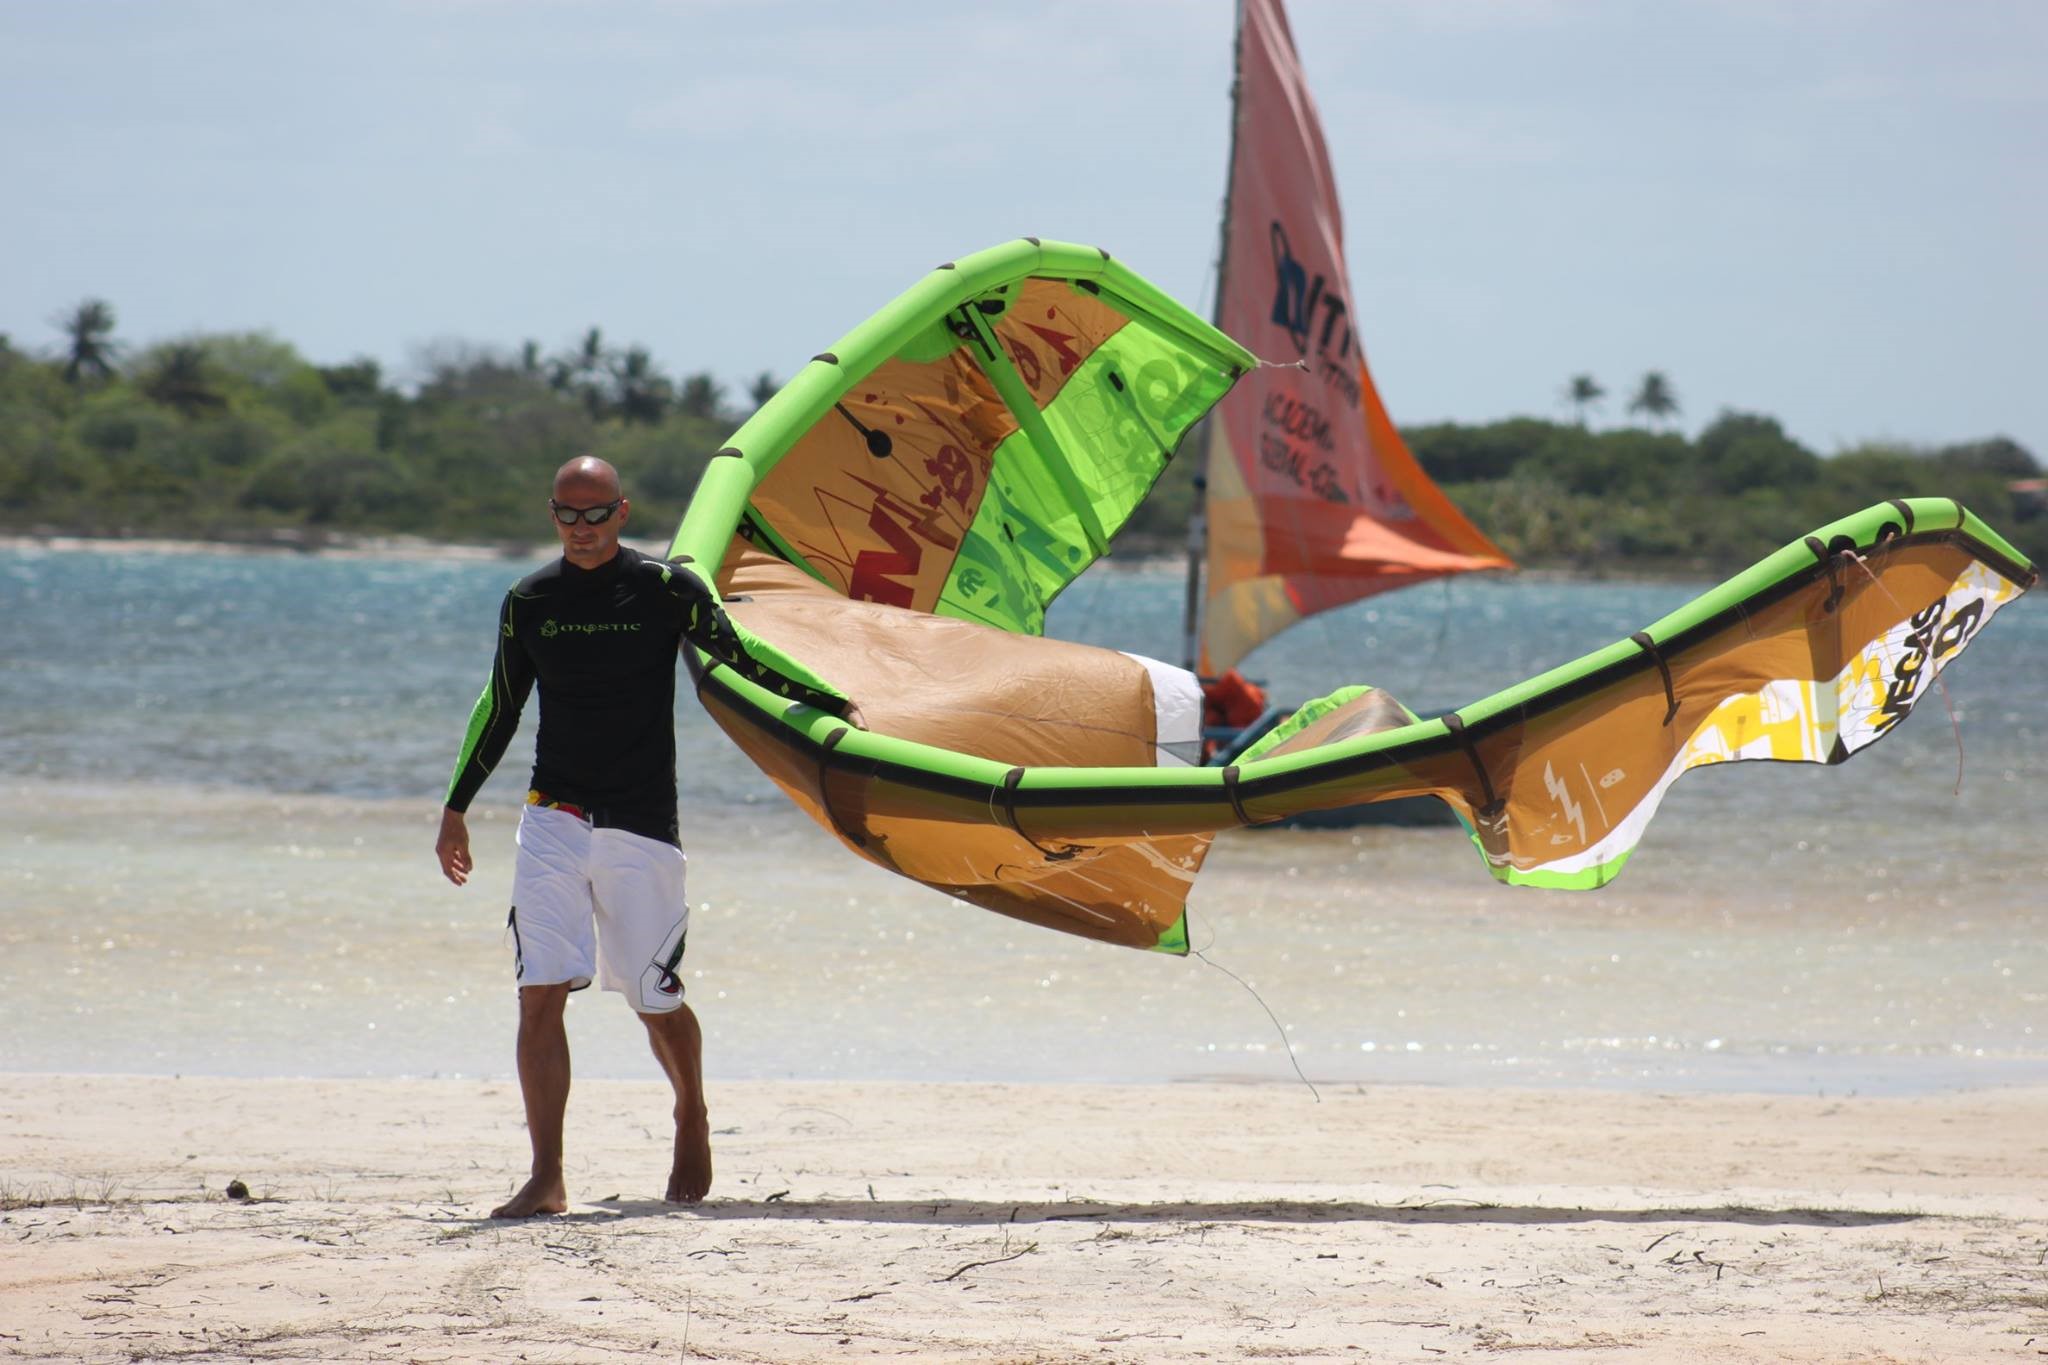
[1872,595,1984,734]
[1270,221,1354,366]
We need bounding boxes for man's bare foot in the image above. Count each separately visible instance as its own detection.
[490,1171,568,1219]
[665,1120,713,1204]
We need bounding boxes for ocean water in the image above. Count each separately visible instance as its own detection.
[1,541,2043,1094]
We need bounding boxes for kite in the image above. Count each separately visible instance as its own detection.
[664,238,2037,953]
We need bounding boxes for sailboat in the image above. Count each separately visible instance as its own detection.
[1184,0,1513,806]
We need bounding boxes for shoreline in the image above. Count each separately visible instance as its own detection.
[0,527,1739,584]
[8,1061,2048,1100]
[0,527,563,564]
[6,1072,2045,1360]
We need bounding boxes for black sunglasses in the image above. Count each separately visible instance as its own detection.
[550,498,622,526]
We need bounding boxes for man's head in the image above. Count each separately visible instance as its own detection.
[550,456,628,569]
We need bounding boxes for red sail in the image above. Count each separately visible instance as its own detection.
[1200,0,1511,674]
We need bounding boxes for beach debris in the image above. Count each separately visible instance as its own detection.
[224,1180,249,1201]
[937,1240,1039,1283]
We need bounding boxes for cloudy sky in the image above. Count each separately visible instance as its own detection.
[6,0,2042,455]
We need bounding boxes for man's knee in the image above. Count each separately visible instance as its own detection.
[516,982,573,1021]
[639,1001,700,1039]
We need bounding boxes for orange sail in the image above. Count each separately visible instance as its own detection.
[1197,0,1512,674]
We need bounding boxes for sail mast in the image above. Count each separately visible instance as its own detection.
[1182,0,1247,674]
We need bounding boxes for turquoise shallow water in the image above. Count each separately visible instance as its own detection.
[0,542,1727,800]
[1,542,2043,1093]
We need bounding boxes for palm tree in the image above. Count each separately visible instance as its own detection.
[1563,374,1604,426]
[548,327,610,418]
[57,299,120,385]
[141,343,226,417]
[677,372,727,421]
[1628,371,1680,427]
[315,357,382,400]
[612,346,671,425]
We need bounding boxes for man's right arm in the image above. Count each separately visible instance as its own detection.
[438,592,536,885]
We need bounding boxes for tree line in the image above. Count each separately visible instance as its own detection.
[0,301,767,544]
[1396,368,2044,570]
[2,301,2041,572]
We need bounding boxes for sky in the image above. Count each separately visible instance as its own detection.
[5,0,2043,457]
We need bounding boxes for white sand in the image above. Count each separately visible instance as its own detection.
[3,1074,2044,1361]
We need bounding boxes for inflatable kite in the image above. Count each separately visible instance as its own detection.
[666,239,2037,953]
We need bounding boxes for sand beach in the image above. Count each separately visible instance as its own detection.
[4,1073,2046,1361]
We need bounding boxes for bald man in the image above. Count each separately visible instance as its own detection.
[436,456,717,1217]
[439,458,852,1216]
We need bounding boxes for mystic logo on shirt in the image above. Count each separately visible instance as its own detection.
[539,619,644,639]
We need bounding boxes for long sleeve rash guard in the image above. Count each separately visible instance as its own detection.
[444,547,845,845]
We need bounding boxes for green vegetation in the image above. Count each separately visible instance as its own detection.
[1405,407,2044,572]
[1,307,2040,572]
[0,307,738,545]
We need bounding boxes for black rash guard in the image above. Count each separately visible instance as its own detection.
[444,546,847,845]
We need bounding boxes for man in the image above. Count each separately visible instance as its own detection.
[435,455,846,1218]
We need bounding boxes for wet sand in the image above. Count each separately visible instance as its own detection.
[4,1073,2044,1361]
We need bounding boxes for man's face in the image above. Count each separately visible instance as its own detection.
[550,475,628,568]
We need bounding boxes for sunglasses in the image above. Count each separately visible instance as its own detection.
[550,498,622,526]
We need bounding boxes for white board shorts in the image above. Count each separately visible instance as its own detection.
[508,803,689,1014]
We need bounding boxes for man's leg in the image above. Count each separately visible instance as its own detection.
[640,1003,712,1203]
[493,981,574,1218]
